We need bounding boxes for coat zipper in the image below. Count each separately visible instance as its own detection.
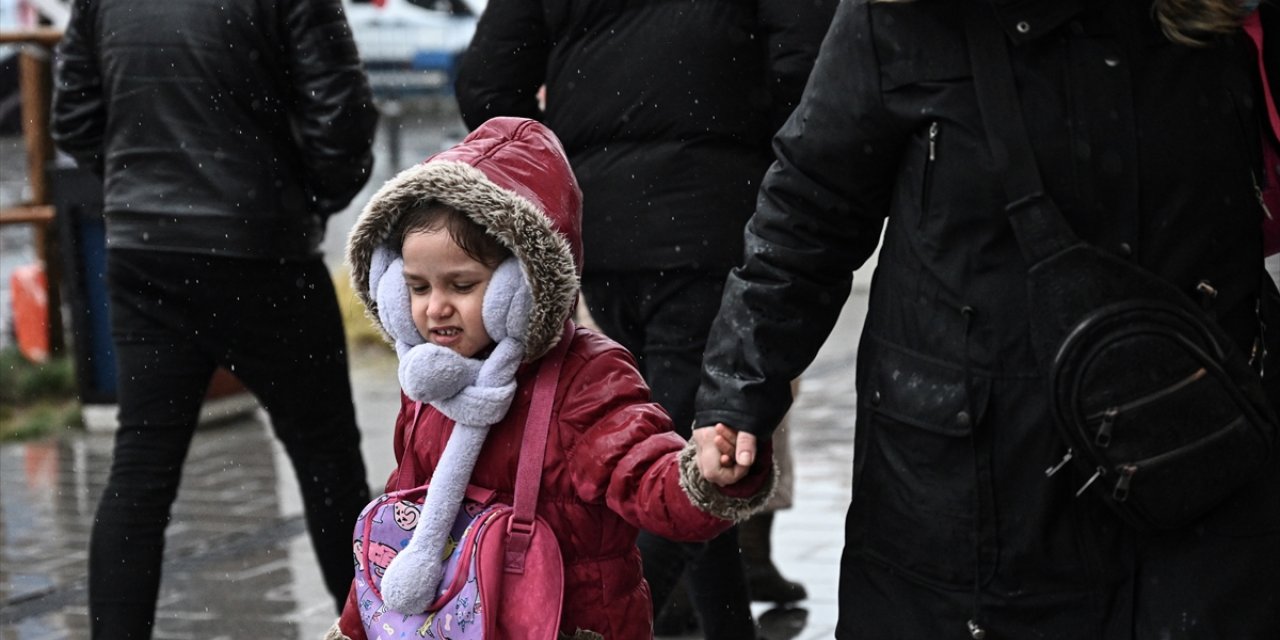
[921,121,939,217]
[1084,367,1207,447]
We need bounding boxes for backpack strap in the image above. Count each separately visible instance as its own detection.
[506,319,575,573]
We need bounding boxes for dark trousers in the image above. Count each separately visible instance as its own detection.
[89,250,371,639]
[582,268,755,640]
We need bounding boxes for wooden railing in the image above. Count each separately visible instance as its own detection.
[1,29,64,355]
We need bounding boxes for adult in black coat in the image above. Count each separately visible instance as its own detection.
[693,1,1280,639]
[52,1,378,637]
[455,0,835,636]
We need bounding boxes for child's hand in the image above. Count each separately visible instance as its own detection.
[692,424,757,486]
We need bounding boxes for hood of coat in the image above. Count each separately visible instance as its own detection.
[347,117,583,361]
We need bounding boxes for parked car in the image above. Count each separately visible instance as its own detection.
[344,0,483,98]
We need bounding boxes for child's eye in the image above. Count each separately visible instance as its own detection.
[454,283,477,293]
[409,284,429,295]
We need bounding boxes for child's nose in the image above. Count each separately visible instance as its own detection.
[427,292,453,318]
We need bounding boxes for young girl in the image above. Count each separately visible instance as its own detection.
[326,117,774,640]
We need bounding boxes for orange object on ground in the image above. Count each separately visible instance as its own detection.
[11,263,50,363]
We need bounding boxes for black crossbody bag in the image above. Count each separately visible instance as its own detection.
[965,9,1278,531]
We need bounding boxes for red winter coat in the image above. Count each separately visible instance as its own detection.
[337,326,771,640]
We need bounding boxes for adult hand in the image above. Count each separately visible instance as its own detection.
[691,424,758,486]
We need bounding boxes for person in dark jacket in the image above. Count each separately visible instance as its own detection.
[692,1,1280,639]
[51,1,378,637]
[454,1,835,635]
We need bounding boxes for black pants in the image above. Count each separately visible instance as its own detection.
[582,268,755,640]
[89,250,371,639]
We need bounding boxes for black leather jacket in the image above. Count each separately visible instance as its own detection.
[52,0,378,259]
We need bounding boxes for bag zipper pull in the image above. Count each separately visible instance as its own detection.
[928,121,939,161]
[1045,448,1074,477]
[1112,464,1137,502]
[967,619,986,639]
[1094,407,1118,447]
[1253,171,1274,220]
[1076,466,1105,497]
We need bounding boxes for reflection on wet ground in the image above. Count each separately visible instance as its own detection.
[1,414,329,639]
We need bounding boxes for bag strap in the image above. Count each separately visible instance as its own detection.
[506,319,575,573]
[964,6,1081,265]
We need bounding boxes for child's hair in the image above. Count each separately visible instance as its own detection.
[394,203,511,268]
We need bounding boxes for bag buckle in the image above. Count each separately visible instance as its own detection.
[504,517,536,574]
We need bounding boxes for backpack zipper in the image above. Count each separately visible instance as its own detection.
[1110,415,1244,502]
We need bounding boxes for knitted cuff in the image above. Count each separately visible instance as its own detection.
[677,440,777,522]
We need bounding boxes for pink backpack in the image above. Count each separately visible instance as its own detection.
[351,326,572,639]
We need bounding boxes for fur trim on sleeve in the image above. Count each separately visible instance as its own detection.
[322,621,350,640]
[677,440,777,522]
[559,630,604,640]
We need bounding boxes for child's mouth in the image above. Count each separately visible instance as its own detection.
[430,327,463,346]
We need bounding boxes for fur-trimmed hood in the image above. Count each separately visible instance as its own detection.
[347,117,583,361]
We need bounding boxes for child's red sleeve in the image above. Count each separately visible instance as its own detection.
[337,581,366,640]
[560,345,770,541]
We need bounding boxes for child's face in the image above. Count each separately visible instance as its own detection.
[401,229,497,358]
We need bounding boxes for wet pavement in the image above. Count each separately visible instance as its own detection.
[0,98,874,640]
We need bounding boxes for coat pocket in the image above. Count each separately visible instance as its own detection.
[851,339,995,589]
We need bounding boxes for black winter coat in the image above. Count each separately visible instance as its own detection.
[696,0,1280,637]
[52,0,378,260]
[455,0,835,272]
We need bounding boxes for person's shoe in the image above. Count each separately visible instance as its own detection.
[746,559,808,604]
[740,512,808,604]
[757,606,809,640]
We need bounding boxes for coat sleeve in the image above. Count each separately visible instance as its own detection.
[560,345,771,542]
[695,0,909,437]
[454,0,549,130]
[280,0,378,216]
[757,0,839,132]
[51,0,106,175]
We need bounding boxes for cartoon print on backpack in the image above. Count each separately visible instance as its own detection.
[395,501,422,530]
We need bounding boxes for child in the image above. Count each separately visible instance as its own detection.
[325,117,774,640]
